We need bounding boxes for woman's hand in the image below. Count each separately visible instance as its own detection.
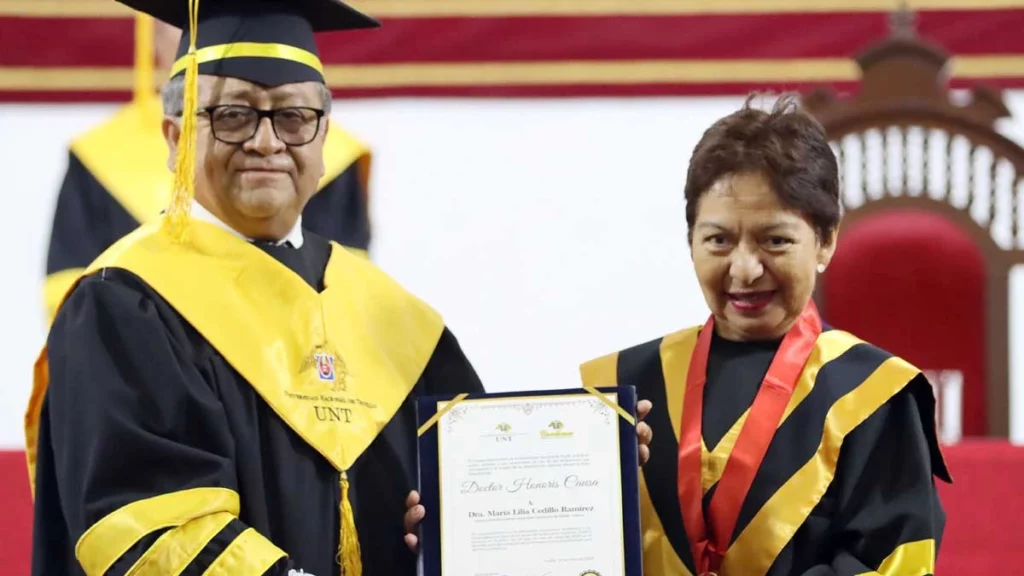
[636,399,653,466]
[404,490,424,552]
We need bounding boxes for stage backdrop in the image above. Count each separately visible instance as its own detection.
[2,93,1024,450]
[1,95,1024,576]
[3,0,1023,446]
[2,3,1024,574]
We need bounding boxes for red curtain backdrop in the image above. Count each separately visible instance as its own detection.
[0,7,1023,100]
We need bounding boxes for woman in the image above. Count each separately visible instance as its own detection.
[580,94,951,576]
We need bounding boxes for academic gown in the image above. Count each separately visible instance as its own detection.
[29,227,483,576]
[43,95,373,322]
[580,324,951,576]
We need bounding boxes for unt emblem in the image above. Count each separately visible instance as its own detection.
[315,352,335,382]
[300,345,348,392]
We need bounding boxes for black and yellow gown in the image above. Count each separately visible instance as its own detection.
[580,314,951,576]
[42,93,374,323]
[27,217,483,576]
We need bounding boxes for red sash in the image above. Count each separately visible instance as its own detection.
[676,302,822,575]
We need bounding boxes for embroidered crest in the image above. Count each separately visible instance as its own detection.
[300,344,348,393]
[315,352,335,382]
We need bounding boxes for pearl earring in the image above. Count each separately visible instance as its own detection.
[817,263,826,273]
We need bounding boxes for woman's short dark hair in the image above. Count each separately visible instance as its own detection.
[683,92,841,244]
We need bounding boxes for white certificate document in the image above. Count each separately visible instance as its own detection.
[435,393,626,576]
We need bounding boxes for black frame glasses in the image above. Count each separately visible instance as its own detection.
[197,104,326,146]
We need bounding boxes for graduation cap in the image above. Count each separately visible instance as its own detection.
[114,0,379,241]
[119,0,379,87]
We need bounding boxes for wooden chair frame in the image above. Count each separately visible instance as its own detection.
[803,11,1024,436]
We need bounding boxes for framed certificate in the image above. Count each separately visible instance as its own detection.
[415,386,643,576]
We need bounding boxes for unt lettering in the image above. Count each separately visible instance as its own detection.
[314,406,353,423]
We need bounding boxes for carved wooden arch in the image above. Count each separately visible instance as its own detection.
[802,9,1024,437]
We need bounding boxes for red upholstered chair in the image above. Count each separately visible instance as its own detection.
[803,13,1024,440]
[822,208,988,437]
[802,11,1024,572]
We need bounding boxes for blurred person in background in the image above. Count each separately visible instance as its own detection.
[580,93,951,576]
[26,0,484,574]
[41,8,373,325]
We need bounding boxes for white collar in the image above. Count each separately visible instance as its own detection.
[189,200,304,248]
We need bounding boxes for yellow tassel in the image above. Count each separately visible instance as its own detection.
[163,0,201,243]
[337,471,362,576]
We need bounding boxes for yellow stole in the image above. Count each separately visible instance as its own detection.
[70,96,372,224]
[26,218,442,575]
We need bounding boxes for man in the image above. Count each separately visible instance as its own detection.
[27,1,654,573]
[27,0,475,574]
[42,8,373,324]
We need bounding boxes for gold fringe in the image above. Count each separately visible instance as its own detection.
[163,0,200,243]
[337,471,362,576]
[583,386,636,425]
[416,392,469,437]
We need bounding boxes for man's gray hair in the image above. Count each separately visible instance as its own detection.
[161,75,186,117]
[318,83,333,115]
[160,76,333,117]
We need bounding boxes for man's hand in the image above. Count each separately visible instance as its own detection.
[404,490,424,552]
[636,399,653,467]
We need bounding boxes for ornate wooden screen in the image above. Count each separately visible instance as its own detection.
[802,10,1024,438]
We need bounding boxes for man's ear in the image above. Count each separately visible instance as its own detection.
[162,117,180,172]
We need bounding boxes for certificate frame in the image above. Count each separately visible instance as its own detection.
[415,386,643,576]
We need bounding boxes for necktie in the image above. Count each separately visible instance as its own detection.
[252,238,293,249]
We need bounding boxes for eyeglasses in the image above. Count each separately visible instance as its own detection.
[197,105,325,146]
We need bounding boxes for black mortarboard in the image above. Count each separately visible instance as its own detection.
[116,0,379,87]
